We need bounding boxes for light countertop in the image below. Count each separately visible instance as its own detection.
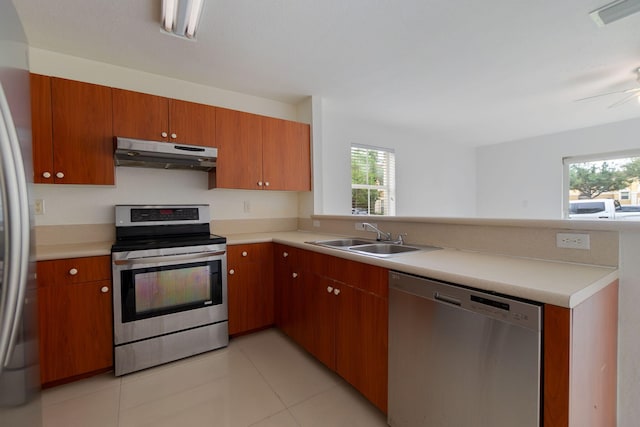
[35,230,618,308]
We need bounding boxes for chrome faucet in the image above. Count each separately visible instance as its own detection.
[362,223,393,241]
[362,223,391,241]
[362,223,407,244]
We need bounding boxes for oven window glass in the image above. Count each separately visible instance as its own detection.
[120,260,222,322]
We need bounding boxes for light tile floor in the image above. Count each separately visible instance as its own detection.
[42,328,388,427]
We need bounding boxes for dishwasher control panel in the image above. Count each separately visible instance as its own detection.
[389,271,541,332]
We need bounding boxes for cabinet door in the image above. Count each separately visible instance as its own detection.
[215,107,263,189]
[274,245,306,342]
[112,88,169,142]
[169,99,216,147]
[30,73,54,183]
[38,280,113,385]
[336,284,388,413]
[227,243,274,335]
[301,274,336,370]
[51,78,114,185]
[262,117,311,191]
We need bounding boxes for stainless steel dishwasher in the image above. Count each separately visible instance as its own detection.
[388,271,542,427]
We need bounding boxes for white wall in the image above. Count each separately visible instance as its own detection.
[32,167,298,225]
[476,117,640,219]
[29,49,304,226]
[476,117,640,427]
[320,106,477,217]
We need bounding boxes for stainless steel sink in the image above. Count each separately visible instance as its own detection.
[311,238,376,248]
[306,238,436,258]
[348,243,421,256]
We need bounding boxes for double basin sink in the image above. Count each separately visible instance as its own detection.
[307,238,439,258]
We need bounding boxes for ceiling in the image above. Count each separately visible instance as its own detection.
[13,0,640,146]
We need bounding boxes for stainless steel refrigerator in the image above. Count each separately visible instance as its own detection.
[0,1,41,426]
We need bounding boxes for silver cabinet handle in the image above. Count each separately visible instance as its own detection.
[69,268,78,276]
[161,131,168,138]
[265,181,270,187]
[327,286,333,293]
[292,272,298,278]
[283,252,289,258]
[242,251,248,257]
[42,171,51,178]
[56,172,64,178]
[257,181,263,186]
[334,288,341,296]
[229,269,235,275]
[101,286,109,293]
[171,133,177,139]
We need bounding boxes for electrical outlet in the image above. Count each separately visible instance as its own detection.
[34,199,45,215]
[355,222,375,231]
[556,233,590,250]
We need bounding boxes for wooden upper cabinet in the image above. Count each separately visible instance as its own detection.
[112,89,169,142]
[31,74,114,185]
[30,73,54,183]
[169,99,216,147]
[112,89,216,147]
[213,107,311,191]
[214,107,263,189]
[262,117,311,191]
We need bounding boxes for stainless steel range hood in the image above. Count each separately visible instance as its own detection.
[114,137,217,171]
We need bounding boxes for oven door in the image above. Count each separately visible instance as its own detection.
[112,244,227,345]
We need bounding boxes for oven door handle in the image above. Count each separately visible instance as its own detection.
[113,251,226,266]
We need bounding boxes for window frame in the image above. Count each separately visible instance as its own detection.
[562,149,640,218]
[350,144,396,216]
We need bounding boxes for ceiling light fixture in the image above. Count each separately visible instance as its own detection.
[590,0,640,26]
[161,0,204,40]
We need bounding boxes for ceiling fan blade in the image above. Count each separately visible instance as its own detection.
[575,87,640,102]
[607,92,640,108]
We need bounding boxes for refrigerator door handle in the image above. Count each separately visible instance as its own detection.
[0,82,30,372]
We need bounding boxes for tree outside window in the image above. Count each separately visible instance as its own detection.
[351,145,395,215]
[566,155,640,215]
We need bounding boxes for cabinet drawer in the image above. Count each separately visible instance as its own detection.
[37,255,111,286]
[228,243,272,265]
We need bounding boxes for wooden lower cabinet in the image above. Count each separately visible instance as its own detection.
[543,281,618,427]
[37,256,113,386]
[274,244,388,413]
[227,243,274,335]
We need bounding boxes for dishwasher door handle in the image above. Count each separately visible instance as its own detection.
[434,292,461,306]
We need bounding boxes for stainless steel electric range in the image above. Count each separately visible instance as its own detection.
[111,205,228,376]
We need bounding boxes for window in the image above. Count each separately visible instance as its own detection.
[351,145,396,215]
[563,150,640,218]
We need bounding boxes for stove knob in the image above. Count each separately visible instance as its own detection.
[69,268,78,276]
[101,286,109,293]
[229,269,235,275]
